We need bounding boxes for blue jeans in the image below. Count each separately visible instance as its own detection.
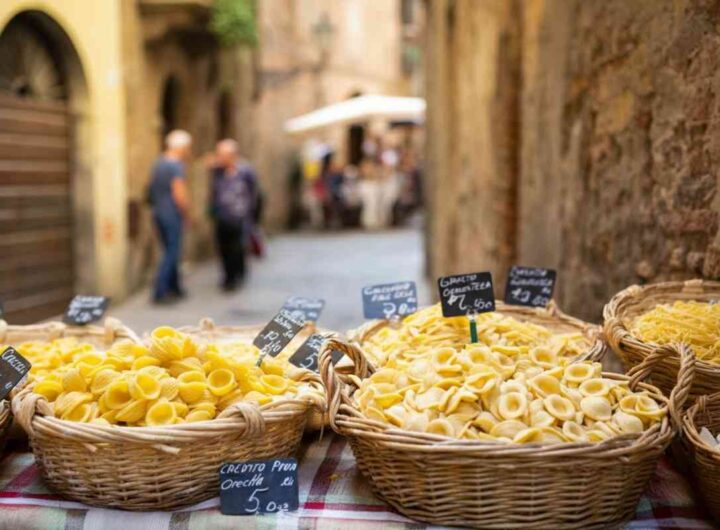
[153,214,183,300]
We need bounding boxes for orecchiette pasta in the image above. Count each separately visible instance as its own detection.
[352,305,667,444]
[17,326,320,427]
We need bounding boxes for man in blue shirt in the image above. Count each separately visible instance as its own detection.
[208,139,258,291]
[148,129,192,304]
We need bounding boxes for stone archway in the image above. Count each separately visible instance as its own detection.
[0,10,91,323]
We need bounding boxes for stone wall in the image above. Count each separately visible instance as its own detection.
[424,0,520,285]
[425,0,720,321]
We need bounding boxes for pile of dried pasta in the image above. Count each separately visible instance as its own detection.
[351,305,666,443]
[362,304,590,366]
[631,301,720,363]
[17,327,318,426]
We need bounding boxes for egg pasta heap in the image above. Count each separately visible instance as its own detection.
[631,300,720,363]
[351,305,666,443]
[27,327,317,426]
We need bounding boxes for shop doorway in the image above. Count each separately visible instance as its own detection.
[0,10,90,323]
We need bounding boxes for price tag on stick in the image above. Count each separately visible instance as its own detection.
[504,266,556,308]
[0,347,31,400]
[437,272,495,317]
[254,310,305,366]
[362,281,418,320]
[220,458,299,515]
[288,333,344,372]
[64,295,109,326]
[282,297,325,323]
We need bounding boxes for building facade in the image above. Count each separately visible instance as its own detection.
[0,0,254,323]
[251,0,423,228]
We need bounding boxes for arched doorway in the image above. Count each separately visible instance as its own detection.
[0,11,89,323]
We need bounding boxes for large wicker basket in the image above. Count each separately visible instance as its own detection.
[681,392,720,521]
[178,318,336,430]
[319,310,695,528]
[13,371,324,510]
[604,279,720,403]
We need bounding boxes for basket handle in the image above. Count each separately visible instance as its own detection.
[626,342,696,427]
[319,337,374,431]
[216,401,266,437]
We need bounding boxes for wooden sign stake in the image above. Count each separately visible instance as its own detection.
[469,311,479,343]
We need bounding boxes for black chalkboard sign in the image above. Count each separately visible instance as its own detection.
[0,347,31,400]
[219,458,299,515]
[288,333,344,372]
[253,310,305,357]
[437,272,495,317]
[0,300,4,321]
[282,296,325,323]
[362,281,418,319]
[64,295,109,326]
[504,266,556,308]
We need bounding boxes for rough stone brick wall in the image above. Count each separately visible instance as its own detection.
[520,0,720,321]
[426,0,720,322]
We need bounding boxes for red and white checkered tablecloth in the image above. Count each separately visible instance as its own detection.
[0,433,714,530]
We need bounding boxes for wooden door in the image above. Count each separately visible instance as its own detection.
[0,91,74,323]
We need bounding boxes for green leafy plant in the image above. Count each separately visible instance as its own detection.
[210,0,258,47]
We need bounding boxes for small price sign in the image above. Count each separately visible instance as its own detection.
[288,333,344,372]
[504,266,556,308]
[437,272,495,317]
[253,310,305,358]
[282,297,325,323]
[0,347,31,400]
[362,281,418,320]
[220,458,299,515]
[64,295,109,326]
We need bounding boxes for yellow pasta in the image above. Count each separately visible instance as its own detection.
[352,304,667,444]
[21,325,318,427]
[632,301,720,363]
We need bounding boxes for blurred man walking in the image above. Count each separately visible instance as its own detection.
[148,129,192,304]
[208,139,259,291]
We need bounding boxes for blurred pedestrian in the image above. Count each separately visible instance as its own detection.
[148,129,192,304]
[208,139,259,291]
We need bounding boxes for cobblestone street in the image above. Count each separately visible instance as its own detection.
[113,226,431,334]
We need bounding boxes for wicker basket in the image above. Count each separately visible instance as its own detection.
[319,314,695,528]
[681,392,720,521]
[604,279,720,403]
[178,318,336,430]
[13,370,324,510]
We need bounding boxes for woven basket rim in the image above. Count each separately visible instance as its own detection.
[320,300,696,455]
[13,378,324,450]
[603,279,720,375]
[0,317,140,345]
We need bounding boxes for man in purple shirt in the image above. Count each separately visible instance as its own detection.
[208,139,259,291]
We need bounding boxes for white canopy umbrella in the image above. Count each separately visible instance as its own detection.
[284,94,425,134]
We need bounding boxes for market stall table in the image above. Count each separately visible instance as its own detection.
[0,433,713,529]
